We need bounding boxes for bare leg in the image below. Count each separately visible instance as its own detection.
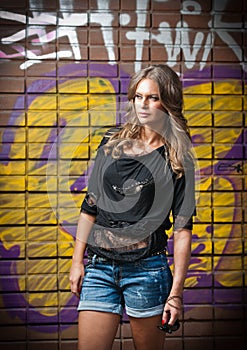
[129,315,165,350]
[78,311,120,350]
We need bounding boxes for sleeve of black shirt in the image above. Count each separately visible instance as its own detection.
[171,156,197,231]
[80,127,121,215]
[80,138,107,216]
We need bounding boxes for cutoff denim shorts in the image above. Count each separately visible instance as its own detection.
[77,252,173,318]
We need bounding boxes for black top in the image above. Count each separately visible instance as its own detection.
[81,128,196,262]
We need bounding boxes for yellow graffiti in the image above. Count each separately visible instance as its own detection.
[0,76,245,318]
[0,76,116,312]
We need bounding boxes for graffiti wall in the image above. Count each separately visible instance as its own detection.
[0,0,246,349]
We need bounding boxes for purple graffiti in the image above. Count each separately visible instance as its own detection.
[0,63,245,330]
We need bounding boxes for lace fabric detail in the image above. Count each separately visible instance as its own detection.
[173,215,192,231]
[85,192,97,207]
[92,228,151,252]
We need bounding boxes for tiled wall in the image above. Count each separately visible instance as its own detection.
[0,0,246,349]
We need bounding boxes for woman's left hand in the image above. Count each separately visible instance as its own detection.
[162,295,183,326]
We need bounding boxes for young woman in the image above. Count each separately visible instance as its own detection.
[70,64,196,350]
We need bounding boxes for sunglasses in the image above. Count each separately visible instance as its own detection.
[157,319,180,334]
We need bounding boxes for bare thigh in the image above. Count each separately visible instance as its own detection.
[129,315,165,350]
[77,311,120,350]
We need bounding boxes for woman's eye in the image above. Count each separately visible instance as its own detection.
[134,94,159,101]
[150,96,159,101]
[135,94,142,99]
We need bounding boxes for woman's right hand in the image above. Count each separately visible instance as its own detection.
[69,261,85,298]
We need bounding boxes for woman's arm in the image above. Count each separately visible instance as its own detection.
[69,212,96,296]
[162,228,192,325]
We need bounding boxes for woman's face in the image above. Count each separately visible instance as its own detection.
[134,78,165,127]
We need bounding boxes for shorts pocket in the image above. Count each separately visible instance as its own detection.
[139,254,168,272]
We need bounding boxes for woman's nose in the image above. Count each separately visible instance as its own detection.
[140,97,148,107]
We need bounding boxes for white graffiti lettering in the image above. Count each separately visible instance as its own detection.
[91,0,116,64]
[0,0,246,71]
[125,0,150,72]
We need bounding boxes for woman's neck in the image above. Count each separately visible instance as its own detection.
[140,126,165,149]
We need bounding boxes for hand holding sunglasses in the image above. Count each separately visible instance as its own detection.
[157,319,180,334]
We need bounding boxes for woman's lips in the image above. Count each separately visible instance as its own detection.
[138,112,150,117]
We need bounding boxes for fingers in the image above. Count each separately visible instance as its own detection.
[162,309,178,326]
[167,312,177,326]
[69,264,84,298]
[70,281,81,298]
[162,296,183,326]
[70,274,83,296]
[161,310,169,325]
[69,275,82,298]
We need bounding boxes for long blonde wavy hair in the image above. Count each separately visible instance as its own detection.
[105,64,192,176]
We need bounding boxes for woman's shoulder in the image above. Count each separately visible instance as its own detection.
[98,126,123,148]
[104,126,123,139]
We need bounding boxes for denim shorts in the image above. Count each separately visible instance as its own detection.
[77,253,173,318]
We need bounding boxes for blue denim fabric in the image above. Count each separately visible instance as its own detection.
[77,253,173,318]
